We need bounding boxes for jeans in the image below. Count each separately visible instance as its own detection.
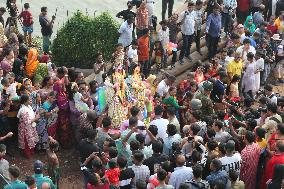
[263,63,271,84]
[179,34,194,60]
[162,0,174,20]
[207,34,220,59]
[195,29,201,52]
[42,35,51,54]
[221,12,233,33]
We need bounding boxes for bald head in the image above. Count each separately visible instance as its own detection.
[41,182,51,189]
[176,154,186,167]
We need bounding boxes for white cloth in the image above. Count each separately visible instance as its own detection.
[127,45,138,64]
[242,61,256,92]
[118,21,133,47]
[219,153,242,174]
[236,45,256,61]
[146,0,155,18]
[156,80,169,97]
[254,58,264,91]
[169,166,193,189]
[6,82,18,99]
[17,104,35,123]
[180,10,196,35]
[157,28,170,49]
[150,118,169,140]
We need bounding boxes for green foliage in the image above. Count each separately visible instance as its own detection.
[52,11,119,69]
[34,63,49,83]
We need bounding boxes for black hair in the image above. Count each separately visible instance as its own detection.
[191,150,202,163]
[25,176,35,186]
[130,140,140,151]
[245,131,256,143]
[243,38,251,44]
[41,7,47,12]
[152,140,163,153]
[214,180,226,189]
[148,125,158,136]
[8,166,20,178]
[225,141,235,152]
[167,124,177,136]
[255,127,266,139]
[157,169,167,181]
[129,116,138,127]
[196,0,203,5]
[190,123,201,135]
[161,161,172,172]
[20,94,29,104]
[277,141,284,152]
[87,129,97,140]
[192,164,203,178]
[217,111,226,120]
[214,120,224,129]
[108,159,117,169]
[207,139,218,151]
[188,1,195,6]
[211,159,222,171]
[130,106,140,117]
[191,111,201,120]
[136,134,145,144]
[92,159,103,170]
[42,76,51,88]
[136,179,147,189]
[207,128,216,138]
[267,102,277,113]
[108,147,118,159]
[24,3,30,9]
[229,169,239,182]
[167,107,176,116]
[102,117,112,128]
[117,155,127,168]
[154,105,164,116]
[133,150,144,162]
[269,164,284,189]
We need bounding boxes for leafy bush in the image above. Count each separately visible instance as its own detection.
[34,63,49,83]
[52,11,119,69]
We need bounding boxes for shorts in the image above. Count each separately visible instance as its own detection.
[23,25,33,33]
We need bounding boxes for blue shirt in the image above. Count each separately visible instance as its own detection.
[206,170,228,187]
[4,179,28,189]
[206,13,222,37]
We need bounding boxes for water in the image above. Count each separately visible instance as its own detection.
[0,0,185,37]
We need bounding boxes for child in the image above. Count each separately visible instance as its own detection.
[47,136,60,189]
[71,82,89,112]
[19,3,33,46]
[157,20,169,69]
[105,159,120,188]
[195,0,205,55]
[154,41,163,72]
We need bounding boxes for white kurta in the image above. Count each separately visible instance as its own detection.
[254,58,264,92]
[242,61,256,92]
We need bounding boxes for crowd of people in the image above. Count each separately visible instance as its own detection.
[0,0,283,189]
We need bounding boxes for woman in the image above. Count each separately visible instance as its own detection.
[25,48,39,78]
[39,76,54,101]
[267,164,284,189]
[162,86,185,111]
[244,15,256,34]
[227,75,240,98]
[242,52,256,98]
[17,94,39,158]
[0,48,14,75]
[53,67,72,148]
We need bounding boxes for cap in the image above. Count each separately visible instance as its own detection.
[203,81,213,91]
[34,160,44,171]
[190,99,202,110]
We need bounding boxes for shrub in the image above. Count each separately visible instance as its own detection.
[52,11,119,69]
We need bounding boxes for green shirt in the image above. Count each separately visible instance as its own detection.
[4,179,28,189]
[33,174,56,189]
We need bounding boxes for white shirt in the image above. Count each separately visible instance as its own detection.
[150,118,169,140]
[6,82,18,99]
[169,166,193,189]
[118,21,133,47]
[219,153,242,174]
[156,80,169,97]
[158,28,170,49]
[180,10,196,35]
[127,45,138,64]
[236,45,256,61]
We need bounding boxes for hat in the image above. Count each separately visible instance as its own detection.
[203,81,213,91]
[271,34,282,41]
[190,99,202,110]
[34,160,44,171]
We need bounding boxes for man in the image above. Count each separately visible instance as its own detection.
[0,7,6,27]
[219,140,242,174]
[195,81,214,117]
[162,0,174,20]
[121,106,145,132]
[236,38,256,61]
[169,154,193,188]
[211,71,227,103]
[222,0,237,34]
[226,52,243,80]
[96,116,112,150]
[4,166,27,189]
[206,159,228,187]
[0,144,9,188]
[240,131,261,189]
[167,107,180,134]
[264,84,278,104]
[118,15,134,48]
[32,160,55,189]
[144,140,169,175]
[93,52,105,85]
[130,150,150,186]
[188,110,207,138]
[206,4,222,59]
[183,164,210,189]
[150,105,169,140]
[157,20,170,68]
[179,2,196,64]
[213,120,232,143]
[39,7,55,54]
[77,110,97,141]
[116,1,136,21]
[262,102,282,139]
[127,41,139,74]
[163,124,181,155]
[156,75,176,97]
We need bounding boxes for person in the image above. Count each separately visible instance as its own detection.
[229,169,245,189]
[206,159,228,188]
[137,28,150,76]
[157,20,169,69]
[0,48,14,76]
[222,0,237,34]
[162,0,174,20]
[156,75,176,97]
[254,50,264,90]
[182,164,210,189]
[236,39,256,61]
[96,116,112,150]
[116,1,136,21]
[39,7,55,54]
[0,144,10,188]
[242,52,256,98]
[244,16,256,35]
[167,107,180,134]
[150,105,169,140]
[206,4,222,59]
[253,4,265,27]
[163,124,181,155]
[156,169,174,189]
[104,160,120,187]
[117,155,135,189]
[25,176,37,189]
[4,166,28,189]
[0,7,6,27]
[226,52,243,80]
[32,160,55,189]
[93,52,106,85]
[71,82,89,113]
[118,15,134,48]
[195,81,214,117]
[179,2,196,64]
[17,94,40,158]
[127,41,139,74]
[136,2,148,39]
[195,0,204,55]
[47,137,60,189]
[239,131,261,189]
[267,164,284,189]
[130,150,150,186]
[18,3,33,46]
[264,84,278,104]
[169,154,193,189]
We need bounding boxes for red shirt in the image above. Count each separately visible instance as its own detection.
[138,35,149,62]
[20,10,33,27]
[237,0,250,11]
[267,24,278,34]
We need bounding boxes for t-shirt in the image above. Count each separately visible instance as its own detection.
[156,80,169,97]
[20,10,33,27]
[118,21,133,47]
[144,153,169,175]
[219,153,242,174]
[150,118,169,141]
[227,60,243,77]
[96,128,111,150]
[127,45,138,64]
[119,168,135,189]
[78,139,100,168]
[39,15,53,36]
